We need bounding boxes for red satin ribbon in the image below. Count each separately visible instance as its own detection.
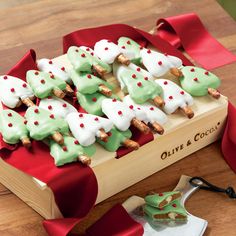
[156,13,236,70]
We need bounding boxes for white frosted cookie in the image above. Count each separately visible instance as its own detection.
[37,58,72,84]
[155,79,193,114]
[123,95,168,125]
[38,96,77,119]
[94,39,121,64]
[66,112,113,146]
[0,75,34,108]
[140,48,182,77]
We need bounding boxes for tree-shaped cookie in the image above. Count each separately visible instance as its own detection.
[123,95,168,134]
[94,39,130,65]
[37,58,74,96]
[140,48,183,77]
[39,96,77,119]
[0,75,35,108]
[65,112,113,146]
[0,109,31,148]
[97,127,139,151]
[113,63,164,107]
[49,136,96,166]
[155,79,194,119]
[102,98,150,133]
[67,46,111,77]
[179,66,221,99]
[117,37,142,65]
[25,106,68,145]
[71,70,112,96]
[26,70,66,99]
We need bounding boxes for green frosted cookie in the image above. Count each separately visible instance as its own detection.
[144,200,187,221]
[26,70,66,99]
[0,109,29,145]
[145,191,182,209]
[67,46,111,74]
[97,127,132,152]
[25,106,69,141]
[49,136,96,166]
[114,64,163,104]
[118,37,142,64]
[71,70,112,95]
[180,66,221,97]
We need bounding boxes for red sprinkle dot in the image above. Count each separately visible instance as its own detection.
[86,48,90,51]
[140,46,144,50]
[144,77,148,81]
[62,146,68,152]
[34,108,39,113]
[3,75,8,80]
[150,107,154,111]
[190,68,195,72]
[107,40,111,43]
[147,49,151,54]
[104,47,109,50]
[129,105,134,110]
[8,123,13,127]
[34,121,39,125]
[35,71,39,75]
[50,114,54,119]
[193,77,198,82]
[10,88,15,93]
[137,107,141,110]
[61,67,65,71]
[164,81,168,85]
[49,60,53,64]
[75,49,79,52]
[94,117,99,121]
[112,98,117,102]
[180,91,185,95]
[127,40,131,45]
[159,193,163,196]
[8,113,12,117]
[132,74,136,79]
[136,68,141,72]
[87,74,92,79]
[172,204,177,208]
[22,83,27,88]
[40,79,45,84]
[118,111,122,115]
[24,120,27,125]
[80,123,84,128]
[137,82,142,87]
[62,103,67,108]
[169,96,173,100]
[121,46,126,49]
[205,71,209,75]
[81,53,86,58]
[74,140,79,145]
[50,74,55,79]
[107,132,112,137]
[79,114,83,117]
[47,96,52,99]
[92,97,97,102]
[91,52,94,56]
[48,105,52,110]
[164,53,168,56]
[158,61,163,66]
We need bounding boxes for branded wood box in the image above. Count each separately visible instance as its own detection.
[0,54,228,219]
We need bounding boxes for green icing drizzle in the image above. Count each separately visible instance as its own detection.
[0,109,29,144]
[97,127,132,152]
[180,66,221,96]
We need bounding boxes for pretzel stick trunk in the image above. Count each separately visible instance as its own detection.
[208,88,221,99]
[21,137,31,148]
[150,122,164,135]
[180,106,194,119]
[64,83,74,96]
[122,139,140,150]
[117,54,130,66]
[170,68,183,78]
[21,97,35,107]
[78,155,91,166]
[99,84,112,97]
[153,96,165,108]
[99,128,108,142]
[131,118,150,134]
[51,131,64,145]
[93,64,107,77]
[53,88,66,99]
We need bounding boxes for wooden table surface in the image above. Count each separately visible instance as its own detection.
[0,0,236,235]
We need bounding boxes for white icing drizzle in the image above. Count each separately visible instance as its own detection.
[65,112,113,146]
[37,58,72,84]
[0,75,34,108]
[155,79,194,114]
[123,95,168,125]
[38,96,77,119]
[101,98,137,131]
[94,39,121,64]
[140,48,182,77]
